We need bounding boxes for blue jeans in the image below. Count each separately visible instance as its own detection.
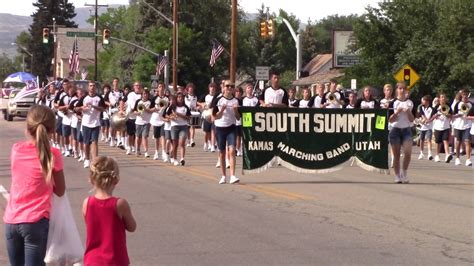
[5,218,49,266]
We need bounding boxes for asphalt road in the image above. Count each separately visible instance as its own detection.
[0,117,473,265]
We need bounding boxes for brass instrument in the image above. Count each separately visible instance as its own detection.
[459,102,471,115]
[137,103,146,115]
[110,112,128,131]
[439,104,450,116]
[327,92,337,104]
[157,97,169,113]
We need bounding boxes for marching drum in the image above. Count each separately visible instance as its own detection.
[190,111,202,127]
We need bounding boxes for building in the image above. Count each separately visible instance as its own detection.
[292,54,344,87]
[54,28,98,80]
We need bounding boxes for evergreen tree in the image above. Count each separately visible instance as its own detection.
[28,0,77,82]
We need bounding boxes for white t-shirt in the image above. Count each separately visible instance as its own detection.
[298,99,310,108]
[380,98,394,109]
[310,95,323,108]
[452,101,473,130]
[59,94,74,126]
[126,91,141,120]
[134,99,152,125]
[69,96,79,128]
[417,105,434,131]
[79,94,105,128]
[242,96,259,107]
[150,95,168,127]
[168,104,191,127]
[259,87,288,105]
[432,104,452,131]
[185,94,198,111]
[213,96,239,127]
[389,99,414,129]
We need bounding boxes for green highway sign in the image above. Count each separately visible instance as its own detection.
[66,31,95,38]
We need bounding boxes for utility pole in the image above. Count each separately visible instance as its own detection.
[85,0,108,81]
[230,0,237,83]
[172,0,178,91]
[47,19,65,80]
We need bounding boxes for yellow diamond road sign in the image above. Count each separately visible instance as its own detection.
[394,64,420,91]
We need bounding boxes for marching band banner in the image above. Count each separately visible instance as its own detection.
[239,107,389,174]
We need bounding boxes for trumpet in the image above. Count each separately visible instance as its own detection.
[459,102,471,115]
[137,103,146,115]
[439,104,450,116]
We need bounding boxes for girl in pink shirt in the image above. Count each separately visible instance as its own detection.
[83,156,136,266]
[4,105,66,266]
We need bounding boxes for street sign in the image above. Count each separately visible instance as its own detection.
[394,64,420,91]
[66,31,95,38]
[150,75,159,80]
[255,66,270,80]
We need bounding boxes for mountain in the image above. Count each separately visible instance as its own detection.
[0,5,124,57]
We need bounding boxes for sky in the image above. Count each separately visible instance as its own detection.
[3,0,380,22]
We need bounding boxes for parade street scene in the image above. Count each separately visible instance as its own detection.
[0,0,473,265]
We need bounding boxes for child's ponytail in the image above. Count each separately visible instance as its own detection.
[26,105,56,183]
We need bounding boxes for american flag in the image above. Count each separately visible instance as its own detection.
[156,55,168,76]
[68,37,80,76]
[209,39,224,67]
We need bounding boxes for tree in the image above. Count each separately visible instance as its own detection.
[0,54,20,80]
[301,15,360,65]
[28,0,77,82]
[343,0,474,98]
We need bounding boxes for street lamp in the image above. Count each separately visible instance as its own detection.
[11,43,33,73]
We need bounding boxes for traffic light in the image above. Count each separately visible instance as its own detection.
[260,21,268,38]
[103,28,110,45]
[403,68,410,87]
[42,28,49,44]
[267,19,274,37]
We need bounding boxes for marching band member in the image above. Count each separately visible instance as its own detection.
[162,95,175,163]
[430,93,453,163]
[53,79,68,151]
[380,83,395,167]
[355,86,378,109]
[416,95,434,160]
[234,86,244,156]
[104,78,123,147]
[388,82,415,183]
[345,92,357,109]
[212,80,240,184]
[166,92,191,166]
[287,87,298,107]
[133,89,152,157]
[184,83,198,147]
[321,79,344,109]
[76,81,106,168]
[57,83,76,157]
[308,83,325,108]
[259,71,288,107]
[150,82,168,160]
[242,83,259,107]
[451,88,472,166]
[198,82,218,152]
[34,88,47,105]
[68,86,80,159]
[125,82,142,155]
[100,84,111,143]
[297,87,311,108]
[73,88,86,162]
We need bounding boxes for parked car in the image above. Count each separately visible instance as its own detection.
[3,89,37,121]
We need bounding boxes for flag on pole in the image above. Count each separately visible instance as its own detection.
[209,39,224,67]
[68,37,80,76]
[156,55,168,76]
